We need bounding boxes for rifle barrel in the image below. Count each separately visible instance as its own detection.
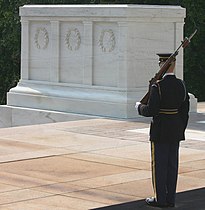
[139,29,197,105]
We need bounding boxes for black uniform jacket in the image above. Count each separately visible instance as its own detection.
[138,75,190,143]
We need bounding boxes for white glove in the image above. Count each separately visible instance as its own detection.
[135,102,141,110]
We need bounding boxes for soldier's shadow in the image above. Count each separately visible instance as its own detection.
[91,187,205,210]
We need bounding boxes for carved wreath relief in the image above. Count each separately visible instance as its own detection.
[65,28,81,51]
[33,26,115,53]
[98,29,116,52]
[34,27,49,49]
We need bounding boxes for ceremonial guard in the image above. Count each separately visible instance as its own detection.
[135,54,190,208]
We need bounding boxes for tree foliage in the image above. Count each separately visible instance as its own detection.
[0,0,205,105]
[0,0,28,104]
[182,0,205,101]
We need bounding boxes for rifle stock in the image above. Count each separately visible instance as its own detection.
[140,29,197,105]
[140,92,150,105]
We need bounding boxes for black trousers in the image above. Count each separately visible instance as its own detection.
[151,141,180,205]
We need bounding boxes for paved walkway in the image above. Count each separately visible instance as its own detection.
[0,103,204,210]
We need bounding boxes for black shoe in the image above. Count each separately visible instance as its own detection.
[145,197,168,208]
[167,202,175,207]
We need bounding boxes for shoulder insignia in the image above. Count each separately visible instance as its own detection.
[152,80,161,87]
[152,84,158,88]
[152,82,161,98]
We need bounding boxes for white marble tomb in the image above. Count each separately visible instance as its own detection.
[0,5,197,127]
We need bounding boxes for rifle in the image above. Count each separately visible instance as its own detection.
[140,29,197,105]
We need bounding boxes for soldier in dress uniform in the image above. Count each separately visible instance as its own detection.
[135,53,190,208]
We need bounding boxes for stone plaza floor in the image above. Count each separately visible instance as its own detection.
[0,103,204,210]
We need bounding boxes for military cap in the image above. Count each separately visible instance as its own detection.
[157,53,172,62]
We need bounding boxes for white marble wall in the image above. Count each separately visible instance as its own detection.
[0,105,96,128]
[5,5,194,120]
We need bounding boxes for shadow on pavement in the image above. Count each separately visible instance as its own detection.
[92,187,205,210]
